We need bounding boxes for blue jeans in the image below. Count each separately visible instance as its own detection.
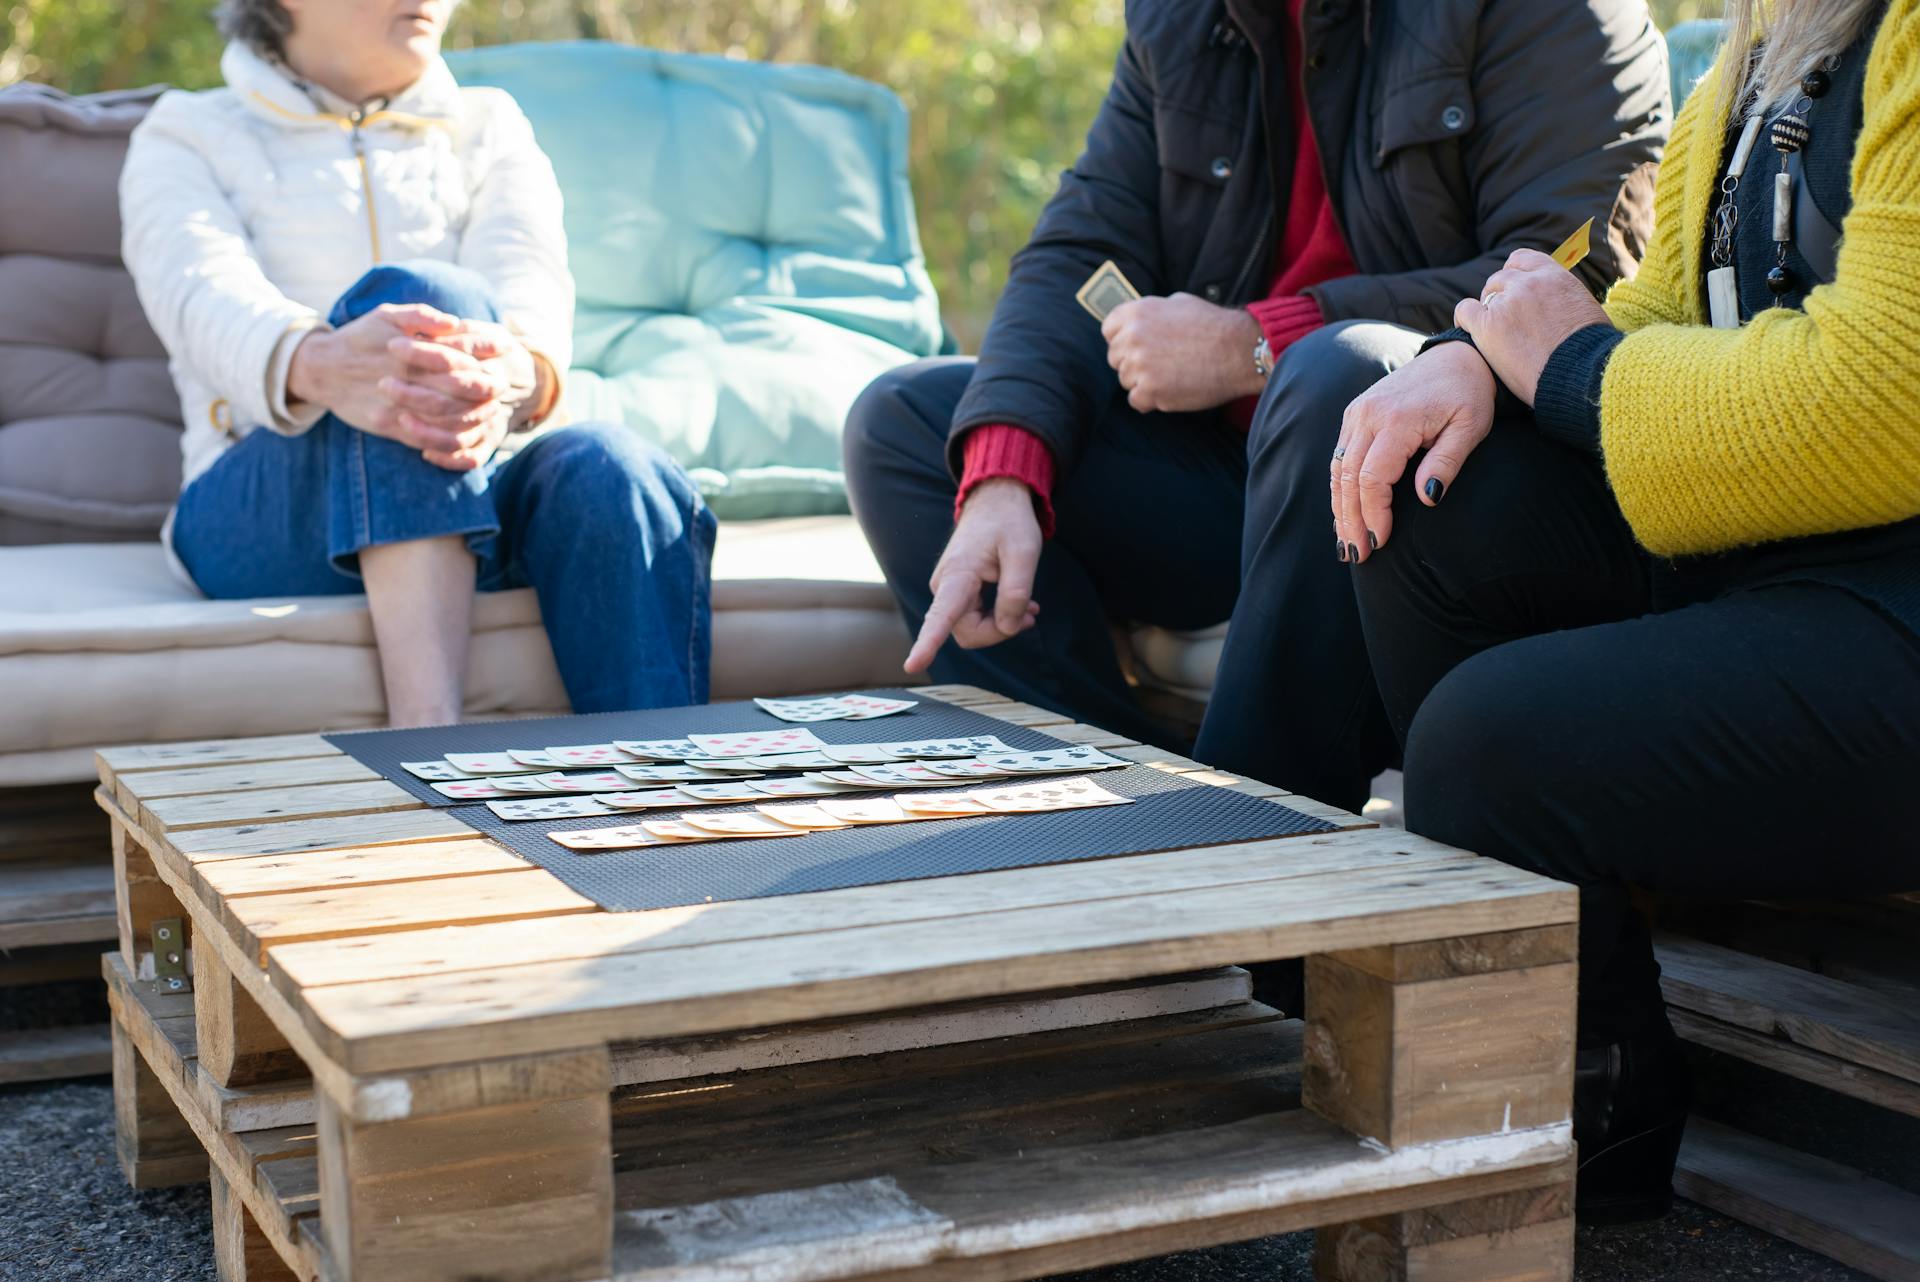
[173,261,716,712]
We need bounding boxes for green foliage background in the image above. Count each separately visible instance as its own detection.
[3,0,1719,344]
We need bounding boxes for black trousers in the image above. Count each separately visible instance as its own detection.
[843,321,1423,812]
[1353,421,1920,1043]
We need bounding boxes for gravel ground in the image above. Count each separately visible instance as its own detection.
[0,1072,1871,1282]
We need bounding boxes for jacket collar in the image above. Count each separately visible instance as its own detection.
[222,40,461,130]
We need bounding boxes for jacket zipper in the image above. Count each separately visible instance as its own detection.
[348,109,383,262]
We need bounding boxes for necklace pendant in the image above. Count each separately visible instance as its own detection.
[1774,170,1795,243]
[1771,112,1811,155]
[1708,265,1741,328]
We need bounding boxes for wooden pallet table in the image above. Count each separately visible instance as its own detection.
[97,686,1579,1282]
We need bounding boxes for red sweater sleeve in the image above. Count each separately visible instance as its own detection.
[1246,294,1326,361]
[956,425,1057,537]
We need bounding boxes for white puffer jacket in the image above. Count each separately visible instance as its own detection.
[120,42,573,494]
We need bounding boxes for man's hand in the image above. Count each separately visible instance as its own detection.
[1455,249,1612,405]
[1102,292,1266,413]
[904,478,1044,674]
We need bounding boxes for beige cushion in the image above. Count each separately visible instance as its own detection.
[1127,621,1227,704]
[0,515,906,785]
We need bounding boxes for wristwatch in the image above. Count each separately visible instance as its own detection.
[1252,334,1274,379]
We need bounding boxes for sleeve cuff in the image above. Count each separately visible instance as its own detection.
[1246,294,1325,359]
[265,317,330,435]
[957,424,1057,538]
[1419,327,1526,419]
[1533,324,1623,458]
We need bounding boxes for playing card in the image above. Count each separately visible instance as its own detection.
[1075,258,1141,322]
[403,760,476,781]
[544,743,633,768]
[830,694,919,720]
[640,819,719,843]
[446,752,534,775]
[688,728,829,759]
[850,763,958,786]
[533,771,634,793]
[674,780,770,803]
[742,751,842,770]
[968,776,1132,813]
[599,788,691,810]
[678,812,809,838]
[820,744,907,765]
[613,739,700,760]
[493,774,573,794]
[613,763,733,783]
[550,825,682,851]
[752,803,851,829]
[507,749,563,769]
[1550,216,1595,271]
[431,778,521,800]
[974,747,1129,773]
[884,735,1016,759]
[752,696,851,723]
[487,795,614,821]
[746,776,865,798]
[816,797,917,824]
[920,759,1016,779]
[896,792,992,816]
[685,757,770,774]
[819,770,917,789]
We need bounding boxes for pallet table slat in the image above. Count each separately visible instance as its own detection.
[120,756,382,805]
[98,734,341,782]
[195,839,532,903]
[166,809,476,862]
[0,1023,111,1084]
[143,779,423,833]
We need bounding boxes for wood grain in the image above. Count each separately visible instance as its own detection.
[166,809,475,862]
[211,1165,300,1282]
[1668,1008,1920,1118]
[194,839,530,904]
[0,1023,110,1084]
[111,1015,209,1189]
[1314,1182,1575,1282]
[121,755,380,807]
[195,942,303,1088]
[143,779,422,833]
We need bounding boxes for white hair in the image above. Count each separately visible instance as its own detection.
[1717,0,1884,118]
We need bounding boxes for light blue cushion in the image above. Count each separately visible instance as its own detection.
[446,42,943,517]
[1665,20,1726,108]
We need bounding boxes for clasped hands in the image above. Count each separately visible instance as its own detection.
[287,303,540,472]
[1330,248,1610,563]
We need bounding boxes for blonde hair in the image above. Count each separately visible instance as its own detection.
[1717,0,1883,119]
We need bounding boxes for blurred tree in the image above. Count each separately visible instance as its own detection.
[4,0,1720,345]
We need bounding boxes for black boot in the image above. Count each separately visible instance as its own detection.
[1574,1029,1691,1223]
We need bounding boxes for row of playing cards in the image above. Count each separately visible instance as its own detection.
[547,775,1132,851]
[480,745,1133,820]
[752,693,916,722]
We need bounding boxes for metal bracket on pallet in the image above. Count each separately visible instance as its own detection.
[152,918,192,994]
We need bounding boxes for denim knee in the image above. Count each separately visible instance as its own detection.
[328,260,500,327]
[530,424,708,523]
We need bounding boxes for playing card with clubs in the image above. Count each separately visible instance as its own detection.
[487,795,615,821]
[742,751,842,770]
[1075,258,1141,322]
[920,759,1016,779]
[974,747,1130,774]
[544,743,634,768]
[850,763,959,786]
[816,797,916,824]
[533,771,634,793]
[688,728,830,759]
[678,812,809,838]
[830,694,919,720]
[507,749,563,769]
[820,744,907,765]
[446,752,534,775]
[431,778,522,800]
[613,739,700,760]
[968,776,1132,813]
[549,825,682,851]
[884,735,1016,759]
[747,776,865,798]
[752,803,851,829]
[403,760,477,781]
[599,788,695,810]
[752,696,852,723]
[614,764,732,783]
[896,792,992,816]
[674,780,770,803]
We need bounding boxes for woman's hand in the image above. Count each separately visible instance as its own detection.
[1454,249,1611,405]
[1331,341,1496,563]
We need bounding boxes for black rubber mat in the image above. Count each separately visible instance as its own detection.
[326,692,1338,912]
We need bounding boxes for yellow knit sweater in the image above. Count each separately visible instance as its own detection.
[1599,0,1920,557]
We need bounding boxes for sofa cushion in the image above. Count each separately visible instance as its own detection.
[0,85,182,544]
[445,43,943,518]
[0,516,906,785]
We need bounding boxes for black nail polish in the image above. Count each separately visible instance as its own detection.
[1337,540,1348,562]
[1367,530,1378,551]
[1425,477,1446,503]
[1347,542,1360,563]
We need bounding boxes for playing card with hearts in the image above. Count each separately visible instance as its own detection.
[613,764,731,783]
[613,739,699,760]
[431,778,521,800]
[969,776,1132,813]
[883,735,1015,759]
[487,795,615,821]
[751,696,851,723]
[815,797,916,824]
[974,747,1130,774]
[533,771,633,793]
[492,774,572,794]
[544,743,634,768]
[674,781,769,802]
[446,752,533,775]
[507,749,563,769]
[746,776,864,798]
[403,760,477,781]
[549,825,682,851]
[751,803,851,829]
[831,694,919,720]
[896,792,992,816]
[678,812,808,838]
[820,744,907,765]
[598,788,693,810]
[687,728,829,759]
